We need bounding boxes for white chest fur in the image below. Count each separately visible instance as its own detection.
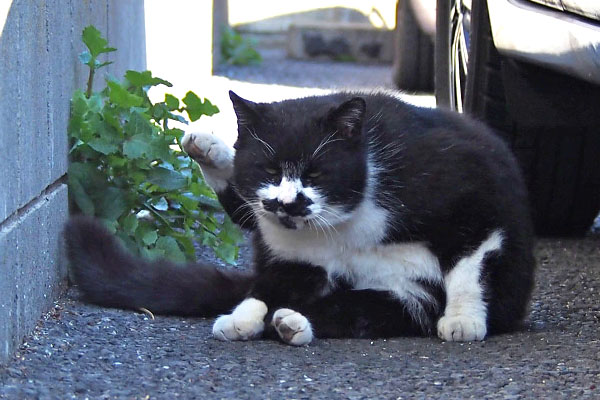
[257,199,443,314]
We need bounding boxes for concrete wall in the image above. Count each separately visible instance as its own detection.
[0,0,146,365]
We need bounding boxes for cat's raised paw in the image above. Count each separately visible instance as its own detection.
[272,308,313,346]
[212,298,267,341]
[437,315,487,342]
[182,132,234,170]
[182,132,234,192]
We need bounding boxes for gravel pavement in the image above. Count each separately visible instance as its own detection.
[1,55,599,399]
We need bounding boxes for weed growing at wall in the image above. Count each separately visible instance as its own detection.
[220,26,262,65]
[68,26,242,264]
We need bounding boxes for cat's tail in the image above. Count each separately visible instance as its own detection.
[64,216,253,317]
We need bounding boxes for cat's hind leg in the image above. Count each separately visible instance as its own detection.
[437,230,503,341]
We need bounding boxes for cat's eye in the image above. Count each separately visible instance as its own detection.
[264,167,279,175]
[308,171,322,179]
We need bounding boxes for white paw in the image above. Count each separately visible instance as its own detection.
[437,314,487,342]
[272,308,313,346]
[182,132,234,192]
[182,132,234,169]
[212,298,268,341]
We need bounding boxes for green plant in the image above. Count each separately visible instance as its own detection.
[220,26,262,65]
[68,25,243,264]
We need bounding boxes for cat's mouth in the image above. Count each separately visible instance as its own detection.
[260,211,308,230]
[278,215,299,229]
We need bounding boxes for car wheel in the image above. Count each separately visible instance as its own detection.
[393,0,434,92]
[435,0,600,235]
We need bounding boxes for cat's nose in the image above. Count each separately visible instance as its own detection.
[280,193,313,217]
[261,199,279,213]
[261,195,313,217]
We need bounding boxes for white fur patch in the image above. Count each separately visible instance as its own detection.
[212,298,268,341]
[272,308,313,346]
[182,132,234,193]
[257,177,304,205]
[437,230,503,342]
[257,198,443,321]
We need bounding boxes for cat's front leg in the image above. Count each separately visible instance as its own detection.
[271,308,314,346]
[183,132,255,229]
[212,298,268,341]
[211,301,314,345]
[182,132,234,193]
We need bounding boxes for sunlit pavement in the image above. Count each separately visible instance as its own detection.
[148,51,435,147]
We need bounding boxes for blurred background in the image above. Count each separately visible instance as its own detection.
[145,0,435,147]
[145,0,599,236]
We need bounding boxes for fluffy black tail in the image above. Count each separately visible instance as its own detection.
[64,217,253,317]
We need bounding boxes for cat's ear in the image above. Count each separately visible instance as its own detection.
[327,97,366,139]
[229,90,259,127]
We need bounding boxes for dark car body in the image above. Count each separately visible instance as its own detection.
[395,0,600,234]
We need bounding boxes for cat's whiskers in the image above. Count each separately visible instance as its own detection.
[308,218,329,241]
[311,132,344,161]
[248,128,275,156]
[231,200,253,219]
[312,213,338,240]
[318,206,343,224]
[231,190,265,227]
[310,215,333,242]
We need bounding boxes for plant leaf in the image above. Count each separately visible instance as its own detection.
[88,137,119,155]
[125,70,172,88]
[155,236,186,263]
[94,187,128,221]
[151,197,169,211]
[78,51,92,65]
[123,134,153,159]
[147,167,188,191]
[141,230,158,246]
[165,94,179,111]
[107,80,143,108]
[215,242,238,265]
[68,174,95,215]
[82,25,116,58]
[182,91,219,121]
[122,214,139,235]
[125,111,153,137]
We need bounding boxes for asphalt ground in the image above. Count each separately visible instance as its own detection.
[1,54,599,399]
[1,235,599,399]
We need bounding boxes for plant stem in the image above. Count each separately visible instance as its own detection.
[85,63,96,98]
[141,202,175,233]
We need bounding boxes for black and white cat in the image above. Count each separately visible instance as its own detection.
[65,90,535,346]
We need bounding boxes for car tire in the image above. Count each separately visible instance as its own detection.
[435,0,600,235]
[393,0,434,92]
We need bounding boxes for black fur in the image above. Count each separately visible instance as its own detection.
[224,91,535,337]
[65,217,253,317]
[65,90,536,340]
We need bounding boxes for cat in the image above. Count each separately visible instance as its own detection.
[65,90,535,346]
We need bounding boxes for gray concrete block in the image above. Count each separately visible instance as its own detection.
[107,0,146,78]
[0,0,146,365]
[69,0,92,91]
[16,1,52,210]
[46,0,71,184]
[0,184,68,364]
[0,5,20,222]
[287,23,393,64]
[213,0,229,71]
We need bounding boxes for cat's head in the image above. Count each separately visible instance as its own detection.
[229,91,369,230]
